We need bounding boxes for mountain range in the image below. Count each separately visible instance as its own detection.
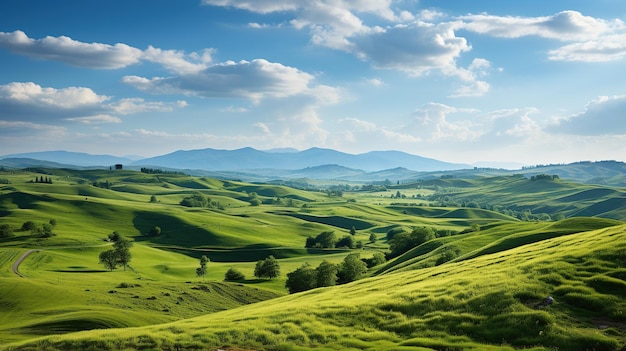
[2,148,625,186]
[0,148,467,172]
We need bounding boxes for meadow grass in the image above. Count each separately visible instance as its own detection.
[1,168,625,349]
[4,224,624,350]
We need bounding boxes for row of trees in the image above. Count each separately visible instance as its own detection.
[33,176,53,184]
[305,230,361,249]
[285,253,383,294]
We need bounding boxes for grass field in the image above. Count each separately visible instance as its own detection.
[0,168,624,349]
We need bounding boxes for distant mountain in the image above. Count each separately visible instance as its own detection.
[134,147,468,172]
[0,151,132,167]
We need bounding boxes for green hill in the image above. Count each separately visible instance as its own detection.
[3,224,624,351]
[1,168,625,350]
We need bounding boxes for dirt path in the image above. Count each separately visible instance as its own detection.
[12,249,38,277]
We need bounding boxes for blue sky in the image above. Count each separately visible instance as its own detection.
[0,0,624,167]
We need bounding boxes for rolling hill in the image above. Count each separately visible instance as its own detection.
[0,167,624,350]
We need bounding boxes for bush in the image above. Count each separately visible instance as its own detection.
[224,267,245,281]
[0,224,14,238]
[21,221,37,232]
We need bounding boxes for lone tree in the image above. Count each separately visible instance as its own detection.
[113,238,133,271]
[254,255,280,279]
[196,255,209,280]
[99,250,119,271]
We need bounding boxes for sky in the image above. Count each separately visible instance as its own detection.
[0,0,625,167]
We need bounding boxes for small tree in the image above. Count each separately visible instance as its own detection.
[108,231,121,242]
[369,232,377,243]
[285,263,317,293]
[338,253,367,284]
[196,255,209,280]
[315,260,338,288]
[0,224,14,238]
[21,221,37,232]
[150,195,158,203]
[315,231,337,248]
[113,238,133,270]
[336,235,356,249]
[149,226,161,236]
[99,250,119,271]
[350,226,356,236]
[254,255,280,279]
[224,267,245,281]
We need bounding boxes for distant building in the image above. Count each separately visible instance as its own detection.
[115,164,123,170]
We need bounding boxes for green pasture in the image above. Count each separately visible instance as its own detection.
[1,168,625,349]
[4,224,624,351]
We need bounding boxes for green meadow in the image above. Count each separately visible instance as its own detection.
[0,168,625,350]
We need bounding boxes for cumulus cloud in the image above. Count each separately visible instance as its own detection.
[0,82,185,123]
[548,33,626,62]
[458,11,624,41]
[142,46,214,74]
[549,95,626,135]
[0,30,143,69]
[123,59,335,102]
[352,22,470,75]
[457,11,626,62]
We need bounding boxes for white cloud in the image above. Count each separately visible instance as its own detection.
[123,59,336,103]
[457,11,626,63]
[221,106,249,113]
[548,33,626,62]
[352,22,471,75]
[142,46,213,74]
[65,114,122,124]
[110,98,187,115]
[0,30,143,69]
[248,22,270,29]
[457,11,624,41]
[0,82,185,123]
[0,82,110,121]
[549,95,626,135]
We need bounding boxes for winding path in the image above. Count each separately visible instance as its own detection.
[12,249,39,277]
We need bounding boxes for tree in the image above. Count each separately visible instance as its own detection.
[254,255,280,279]
[108,231,121,242]
[350,226,356,236]
[338,253,367,284]
[148,225,161,236]
[336,235,356,249]
[285,263,317,293]
[224,267,245,281]
[113,238,133,270]
[369,232,377,243]
[180,192,209,207]
[99,250,119,271]
[0,224,14,238]
[196,255,209,280]
[150,195,158,203]
[315,260,338,287]
[315,231,338,248]
[304,236,317,248]
[21,221,37,232]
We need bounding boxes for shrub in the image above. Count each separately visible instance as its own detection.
[0,224,14,238]
[224,267,245,281]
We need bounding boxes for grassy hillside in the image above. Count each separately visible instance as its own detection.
[1,168,625,350]
[3,224,624,351]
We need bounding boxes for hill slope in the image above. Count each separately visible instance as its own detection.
[4,224,625,351]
